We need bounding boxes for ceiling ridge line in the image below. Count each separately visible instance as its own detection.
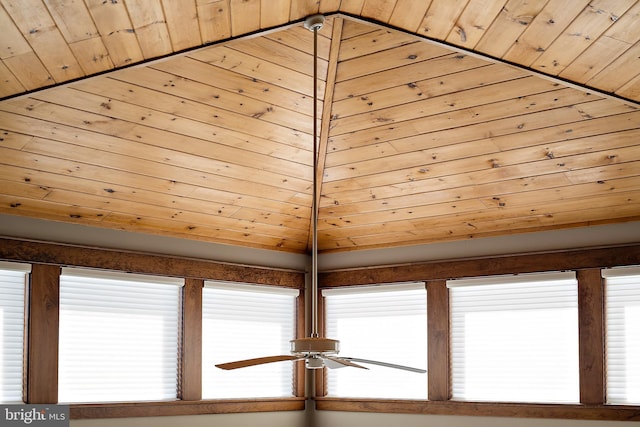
[306,16,344,253]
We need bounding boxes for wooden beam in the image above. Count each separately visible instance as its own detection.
[577,269,605,405]
[180,278,203,401]
[314,397,640,421]
[320,244,640,286]
[0,237,304,288]
[426,280,449,400]
[25,263,60,403]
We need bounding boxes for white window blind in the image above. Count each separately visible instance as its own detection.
[448,271,579,403]
[59,268,182,403]
[603,266,640,404]
[0,262,29,403]
[202,281,299,398]
[323,283,427,399]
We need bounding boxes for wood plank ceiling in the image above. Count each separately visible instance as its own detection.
[0,0,639,254]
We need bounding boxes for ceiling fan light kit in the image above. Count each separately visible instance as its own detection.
[215,15,426,376]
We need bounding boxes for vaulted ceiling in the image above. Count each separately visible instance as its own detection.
[0,0,639,254]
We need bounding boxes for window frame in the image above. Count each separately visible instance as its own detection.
[1,236,639,420]
[316,244,640,421]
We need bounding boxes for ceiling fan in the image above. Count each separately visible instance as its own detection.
[215,15,426,374]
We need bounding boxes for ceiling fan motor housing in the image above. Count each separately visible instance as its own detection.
[290,337,339,354]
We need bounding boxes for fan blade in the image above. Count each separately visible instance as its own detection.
[323,356,368,369]
[216,355,301,370]
[341,357,426,373]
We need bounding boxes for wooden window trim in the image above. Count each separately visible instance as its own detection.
[180,278,203,401]
[71,398,306,419]
[316,244,640,421]
[313,398,640,421]
[25,263,60,404]
[2,237,305,418]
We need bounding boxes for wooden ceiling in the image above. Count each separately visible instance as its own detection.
[0,1,639,255]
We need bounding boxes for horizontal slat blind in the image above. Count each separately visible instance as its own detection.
[58,268,182,403]
[323,283,427,399]
[603,266,640,404]
[449,272,579,403]
[202,282,298,398]
[0,262,29,403]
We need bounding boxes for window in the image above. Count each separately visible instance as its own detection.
[58,268,182,403]
[604,266,640,404]
[448,271,579,403]
[323,283,427,399]
[202,281,298,398]
[0,262,29,403]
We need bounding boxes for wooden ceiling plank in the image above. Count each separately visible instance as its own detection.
[481,176,640,209]
[602,0,640,44]
[102,210,309,252]
[42,0,98,43]
[565,161,640,185]
[338,27,421,61]
[150,55,313,117]
[260,0,290,28]
[0,106,310,199]
[229,0,260,36]
[0,194,109,224]
[417,0,470,39]
[586,42,640,95]
[320,191,640,245]
[71,74,314,155]
[189,46,323,97]
[339,17,377,39]
[333,52,486,100]
[502,0,590,66]
[323,125,640,210]
[288,0,320,21]
[41,187,308,239]
[0,151,310,224]
[161,0,203,51]
[617,74,640,101]
[124,0,173,58]
[0,4,35,59]
[339,0,365,16]
[324,129,640,213]
[336,41,447,81]
[530,0,637,75]
[0,143,309,217]
[329,88,599,152]
[330,75,557,138]
[388,0,433,32]
[329,85,585,139]
[321,103,629,193]
[445,0,509,49]
[330,63,524,120]
[0,179,51,199]
[319,0,341,14]
[0,61,25,97]
[558,35,633,84]
[2,52,52,90]
[19,88,312,181]
[265,25,332,61]
[0,0,84,83]
[229,36,324,77]
[84,0,145,67]
[197,0,232,43]
[474,0,551,58]
[361,0,398,23]
[67,37,113,76]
